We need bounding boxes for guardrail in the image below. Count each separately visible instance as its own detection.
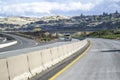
[0,41,17,49]
[0,39,88,80]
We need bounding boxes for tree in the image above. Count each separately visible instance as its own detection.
[109,13,113,20]
[33,25,41,32]
[115,10,118,14]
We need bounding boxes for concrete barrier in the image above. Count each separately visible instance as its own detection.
[41,49,53,69]
[27,51,43,76]
[57,46,63,61]
[78,40,87,50]
[0,40,17,49]
[66,44,74,56]
[65,43,75,57]
[50,47,60,65]
[0,59,9,80]
[7,54,32,80]
[59,45,68,60]
[0,39,89,80]
[58,45,64,60]
[72,43,77,53]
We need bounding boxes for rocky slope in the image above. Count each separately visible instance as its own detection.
[0,17,40,25]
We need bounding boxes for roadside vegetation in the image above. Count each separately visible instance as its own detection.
[14,32,57,42]
[88,29,120,40]
[15,32,32,39]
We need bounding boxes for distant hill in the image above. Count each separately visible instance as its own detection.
[0,17,40,25]
[0,11,120,31]
[26,11,120,31]
[40,15,70,22]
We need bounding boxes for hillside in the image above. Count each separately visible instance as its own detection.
[0,17,40,25]
[0,11,120,31]
[26,11,120,31]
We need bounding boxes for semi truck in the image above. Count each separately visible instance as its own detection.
[64,33,72,41]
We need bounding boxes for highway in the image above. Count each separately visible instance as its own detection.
[0,34,38,52]
[50,38,120,80]
[0,34,79,53]
[0,35,79,58]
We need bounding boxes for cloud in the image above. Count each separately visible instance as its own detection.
[0,0,120,17]
[0,0,2,3]
[108,0,120,11]
[55,2,95,11]
[0,1,95,16]
[111,0,120,2]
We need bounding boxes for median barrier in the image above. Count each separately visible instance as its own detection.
[73,42,78,53]
[50,47,60,65]
[67,43,75,56]
[0,59,9,80]
[41,49,53,69]
[0,41,17,49]
[0,39,89,80]
[27,51,43,76]
[65,44,71,57]
[57,46,63,61]
[57,45,66,61]
[7,54,32,80]
[79,40,87,49]
[74,42,78,51]
[68,43,75,55]
[65,45,71,58]
[76,42,80,51]
[76,41,83,50]
[60,45,68,60]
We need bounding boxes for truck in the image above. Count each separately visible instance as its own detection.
[64,33,72,41]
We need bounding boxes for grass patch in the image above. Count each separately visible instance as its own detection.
[88,30,120,40]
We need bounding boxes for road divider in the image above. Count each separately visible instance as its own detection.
[41,49,53,70]
[51,47,60,65]
[27,51,43,76]
[0,59,9,80]
[0,41,17,49]
[7,54,32,80]
[0,39,89,80]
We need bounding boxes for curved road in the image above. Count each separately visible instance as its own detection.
[53,38,120,80]
[0,34,38,52]
[0,35,79,59]
[0,34,79,53]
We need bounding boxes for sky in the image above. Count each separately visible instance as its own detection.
[0,0,120,17]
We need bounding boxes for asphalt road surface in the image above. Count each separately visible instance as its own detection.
[53,38,120,80]
[0,34,79,53]
[0,35,79,59]
[0,34,38,52]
